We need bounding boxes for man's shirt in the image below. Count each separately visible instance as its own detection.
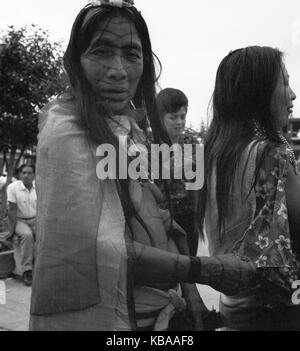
[7,180,37,219]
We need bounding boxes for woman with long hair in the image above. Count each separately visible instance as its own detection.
[199,46,300,330]
[30,1,257,331]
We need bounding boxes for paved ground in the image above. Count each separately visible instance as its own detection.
[0,277,31,331]
[0,241,220,331]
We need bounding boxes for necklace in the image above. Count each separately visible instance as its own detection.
[278,134,297,171]
[254,124,297,171]
[279,134,297,170]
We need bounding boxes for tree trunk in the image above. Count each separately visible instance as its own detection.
[0,186,7,218]
[6,147,16,186]
[15,146,26,171]
[0,149,7,175]
[0,147,16,219]
[0,151,6,233]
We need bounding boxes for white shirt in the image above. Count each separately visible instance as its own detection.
[7,180,37,219]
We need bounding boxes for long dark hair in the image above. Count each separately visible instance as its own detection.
[198,46,284,240]
[63,4,171,240]
[63,4,169,143]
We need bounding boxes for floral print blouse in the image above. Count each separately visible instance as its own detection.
[233,141,300,306]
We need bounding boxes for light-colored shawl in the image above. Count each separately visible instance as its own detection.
[30,99,131,330]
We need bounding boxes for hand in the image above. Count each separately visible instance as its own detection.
[188,254,258,296]
[256,266,293,306]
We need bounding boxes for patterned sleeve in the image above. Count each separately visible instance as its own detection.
[233,142,300,305]
[238,142,293,264]
[237,144,298,268]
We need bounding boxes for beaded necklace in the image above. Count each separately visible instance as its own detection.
[278,134,297,171]
[254,123,297,172]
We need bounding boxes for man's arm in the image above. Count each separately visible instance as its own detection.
[7,201,17,238]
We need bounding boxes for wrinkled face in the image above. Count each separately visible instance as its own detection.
[163,106,187,142]
[20,167,34,186]
[270,64,296,129]
[80,16,144,114]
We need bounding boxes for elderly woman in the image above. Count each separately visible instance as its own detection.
[199,46,300,330]
[30,1,257,331]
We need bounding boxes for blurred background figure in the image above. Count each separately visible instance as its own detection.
[6,164,36,286]
[156,88,200,256]
[157,88,188,144]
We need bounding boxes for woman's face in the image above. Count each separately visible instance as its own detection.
[270,63,296,129]
[163,106,187,142]
[80,15,144,114]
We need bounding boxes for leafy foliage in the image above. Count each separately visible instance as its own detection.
[0,25,66,151]
[0,25,66,218]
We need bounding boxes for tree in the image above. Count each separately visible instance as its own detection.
[0,25,66,220]
[198,121,208,140]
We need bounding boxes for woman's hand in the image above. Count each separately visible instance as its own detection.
[188,254,258,296]
[127,241,258,296]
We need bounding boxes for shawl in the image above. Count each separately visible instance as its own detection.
[30,99,130,327]
[30,99,186,330]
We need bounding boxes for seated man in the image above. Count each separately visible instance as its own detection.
[7,164,36,286]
